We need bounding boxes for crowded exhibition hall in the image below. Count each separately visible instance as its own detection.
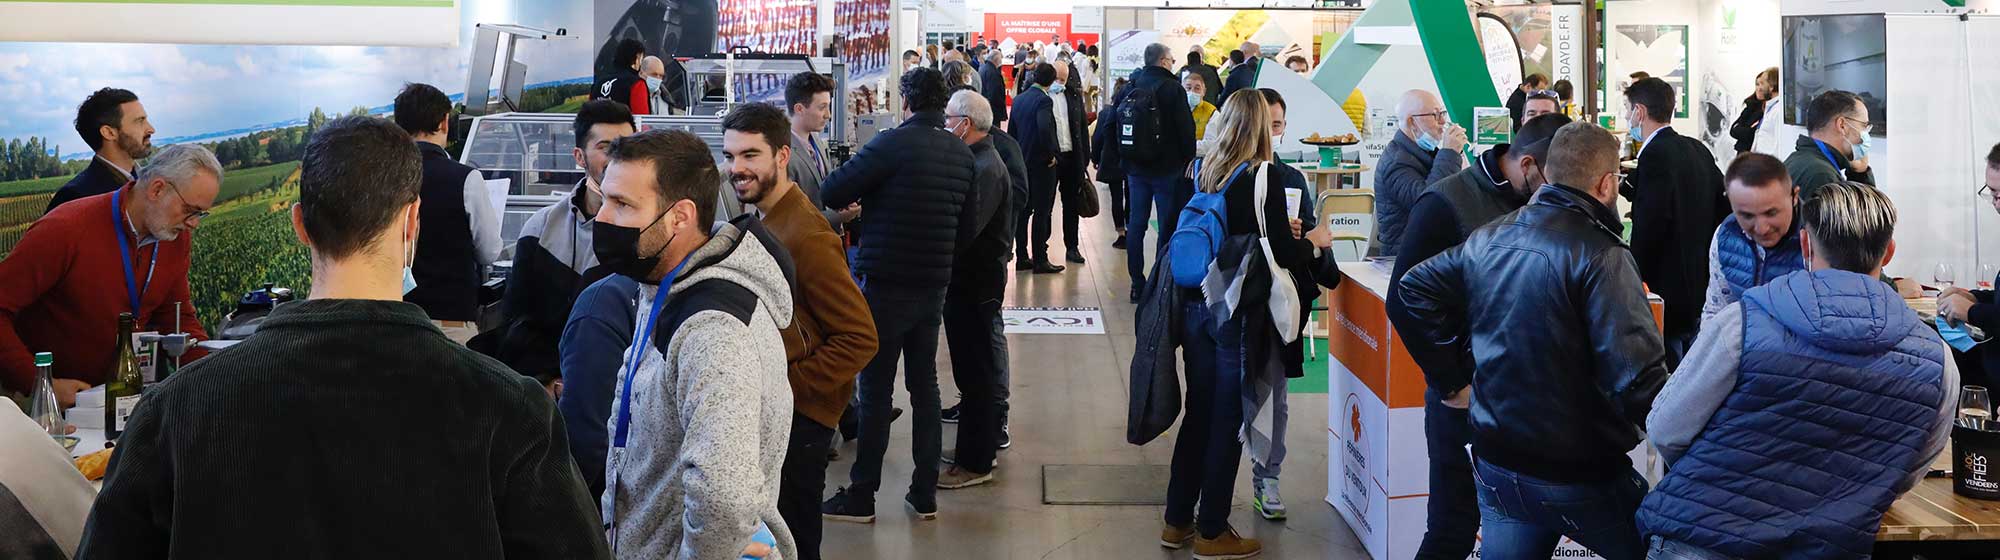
[5,0,2000,558]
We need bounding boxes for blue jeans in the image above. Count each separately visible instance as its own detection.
[846,282,948,504]
[1416,389,1479,560]
[1472,460,1649,560]
[1125,172,1180,294]
[1646,536,1733,560]
[1165,302,1246,538]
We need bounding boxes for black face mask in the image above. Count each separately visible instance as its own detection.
[594,210,674,282]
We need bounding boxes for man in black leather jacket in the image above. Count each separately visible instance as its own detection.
[1395,122,1668,560]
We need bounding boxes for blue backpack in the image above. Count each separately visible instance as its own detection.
[1166,160,1251,288]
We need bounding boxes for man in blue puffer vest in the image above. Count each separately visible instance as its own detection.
[1700,153,1806,326]
[1639,181,1958,559]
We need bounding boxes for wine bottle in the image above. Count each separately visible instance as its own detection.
[29,352,63,437]
[105,313,143,440]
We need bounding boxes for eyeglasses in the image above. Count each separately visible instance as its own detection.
[1529,89,1560,97]
[1980,184,1998,200]
[164,180,211,222]
[1414,110,1448,121]
[1843,116,1874,132]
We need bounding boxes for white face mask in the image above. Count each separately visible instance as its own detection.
[1272,133,1283,146]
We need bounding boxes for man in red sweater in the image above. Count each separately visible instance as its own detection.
[0,143,216,405]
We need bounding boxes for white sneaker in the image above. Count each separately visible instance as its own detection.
[1253,478,1286,520]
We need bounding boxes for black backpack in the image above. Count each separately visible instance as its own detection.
[1116,84,1164,164]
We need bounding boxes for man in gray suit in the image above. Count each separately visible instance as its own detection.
[785,71,856,231]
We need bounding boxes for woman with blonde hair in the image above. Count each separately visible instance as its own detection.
[1160,90,1321,560]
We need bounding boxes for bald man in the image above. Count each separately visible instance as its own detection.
[639,56,670,115]
[1374,90,1467,256]
[1050,61,1091,264]
[1221,41,1262,101]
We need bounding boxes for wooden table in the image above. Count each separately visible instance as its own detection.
[1300,164,1372,192]
[1879,477,2000,542]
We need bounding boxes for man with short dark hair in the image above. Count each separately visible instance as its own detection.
[1285,55,1310,74]
[1180,48,1223,107]
[1700,153,1804,326]
[598,129,797,560]
[1009,62,1067,273]
[722,103,876,560]
[1122,43,1200,302]
[1522,91,1561,123]
[1639,181,1955,560]
[46,88,153,213]
[1398,122,1668,560]
[1786,89,1875,198]
[783,71,850,231]
[393,83,501,343]
[1386,113,1572,560]
[78,117,607,558]
[1506,73,1549,131]
[486,99,636,391]
[1219,41,1262,101]
[1625,77,1729,364]
[819,67,976,523]
[593,38,653,115]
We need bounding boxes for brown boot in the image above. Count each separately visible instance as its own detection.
[1159,522,1196,549]
[1192,525,1262,560]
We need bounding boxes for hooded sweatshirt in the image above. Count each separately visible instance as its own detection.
[603,216,799,560]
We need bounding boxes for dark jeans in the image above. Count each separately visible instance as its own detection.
[1473,460,1649,560]
[1125,172,1179,293]
[1057,152,1083,251]
[943,266,1007,472]
[1416,389,1479,560]
[847,282,948,503]
[1018,161,1059,261]
[779,413,835,560]
[1164,302,1245,538]
[1106,172,1127,230]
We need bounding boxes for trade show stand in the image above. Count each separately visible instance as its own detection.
[1323,260,1662,560]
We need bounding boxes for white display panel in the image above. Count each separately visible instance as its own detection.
[0,1,460,47]
[1883,14,1968,282]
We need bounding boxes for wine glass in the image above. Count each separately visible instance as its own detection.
[1962,386,1993,429]
[1936,263,1961,291]
[1981,264,1997,291]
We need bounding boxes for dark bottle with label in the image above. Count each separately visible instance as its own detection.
[104,313,143,440]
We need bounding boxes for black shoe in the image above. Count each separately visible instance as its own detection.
[941,403,960,424]
[905,494,938,521]
[998,425,1011,449]
[1066,249,1086,264]
[1015,254,1033,271]
[1032,260,1066,274]
[1112,235,1127,249]
[822,487,876,524]
[841,406,904,443]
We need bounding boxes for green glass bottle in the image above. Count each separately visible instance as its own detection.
[104,313,143,440]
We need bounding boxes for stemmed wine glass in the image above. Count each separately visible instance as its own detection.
[1962,386,1993,430]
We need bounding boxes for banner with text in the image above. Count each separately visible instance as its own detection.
[984,12,1072,46]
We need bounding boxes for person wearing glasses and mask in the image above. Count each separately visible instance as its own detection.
[1785,90,1876,200]
[1935,143,2000,389]
[0,143,216,407]
[1374,89,1467,257]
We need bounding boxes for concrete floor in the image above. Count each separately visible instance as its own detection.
[819,186,1369,560]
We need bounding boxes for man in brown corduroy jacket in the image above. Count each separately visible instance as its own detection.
[722,103,878,560]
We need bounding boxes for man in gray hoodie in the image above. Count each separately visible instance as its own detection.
[595,129,799,560]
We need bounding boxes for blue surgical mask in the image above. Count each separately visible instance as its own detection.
[1416,132,1440,152]
[1854,132,1872,160]
[1049,83,1066,95]
[1187,92,1202,109]
[1629,125,1643,144]
[401,234,417,295]
[1937,316,1979,352]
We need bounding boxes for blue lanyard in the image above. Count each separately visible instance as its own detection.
[1814,139,1843,172]
[109,187,159,316]
[611,258,691,449]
